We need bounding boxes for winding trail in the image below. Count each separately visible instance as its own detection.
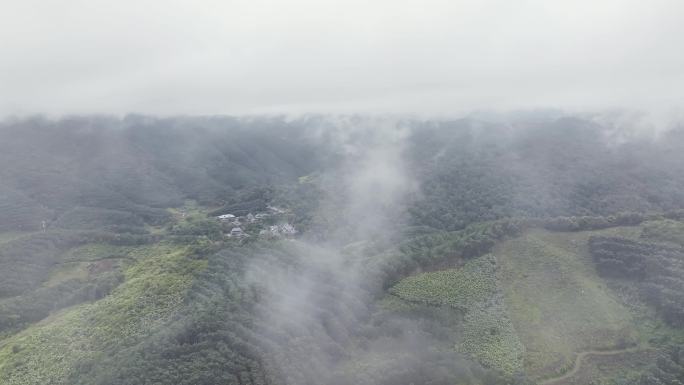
[538,347,643,385]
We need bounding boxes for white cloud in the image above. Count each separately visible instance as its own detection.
[1,0,683,117]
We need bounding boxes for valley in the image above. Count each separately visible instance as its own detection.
[1,115,684,384]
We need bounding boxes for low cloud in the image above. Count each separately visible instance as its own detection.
[1,0,683,117]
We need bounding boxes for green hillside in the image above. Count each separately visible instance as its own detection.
[390,255,525,375]
[2,116,684,384]
[0,242,205,384]
[495,228,641,379]
[388,222,684,384]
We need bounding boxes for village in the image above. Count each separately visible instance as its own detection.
[215,205,297,240]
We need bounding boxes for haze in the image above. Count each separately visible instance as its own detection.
[2,0,683,117]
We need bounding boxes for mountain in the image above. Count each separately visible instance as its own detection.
[1,114,683,385]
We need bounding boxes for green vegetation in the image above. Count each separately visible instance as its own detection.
[53,207,145,232]
[496,229,640,379]
[640,219,684,246]
[460,293,525,376]
[2,116,684,384]
[390,255,525,375]
[590,236,684,327]
[168,217,223,240]
[0,243,205,384]
[408,118,684,231]
[390,255,498,309]
[634,344,684,385]
[61,243,135,263]
[0,232,34,245]
[42,262,91,287]
[386,223,684,383]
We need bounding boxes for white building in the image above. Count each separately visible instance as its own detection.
[217,214,236,222]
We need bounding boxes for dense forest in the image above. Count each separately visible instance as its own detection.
[1,114,684,385]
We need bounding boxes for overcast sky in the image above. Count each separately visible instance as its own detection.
[1,0,683,117]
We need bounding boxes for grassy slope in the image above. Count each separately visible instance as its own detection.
[494,227,643,379]
[388,223,684,382]
[3,217,684,384]
[538,349,658,385]
[0,232,35,245]
[495,227,652,377]
[0,242,205,385]
[641,218,684,247]
[40,244,137,287]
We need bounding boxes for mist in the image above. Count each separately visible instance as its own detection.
[3,1,684,384]
[243,119,487,384]
[2,0,684,118]
[2,114,684,384]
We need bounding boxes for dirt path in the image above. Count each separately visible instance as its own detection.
[538,347,642,385]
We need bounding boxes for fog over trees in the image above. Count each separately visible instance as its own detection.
[2,1,684,384]
[0,114,683,384]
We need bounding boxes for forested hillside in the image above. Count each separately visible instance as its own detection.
[0,116,322,232]
[407,117,684,230]
[1,114,684,385]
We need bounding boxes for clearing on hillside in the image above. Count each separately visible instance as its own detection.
[494,227,643,379]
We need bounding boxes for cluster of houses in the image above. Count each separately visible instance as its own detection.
[216,206,296,239]
[216,213,266,226]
